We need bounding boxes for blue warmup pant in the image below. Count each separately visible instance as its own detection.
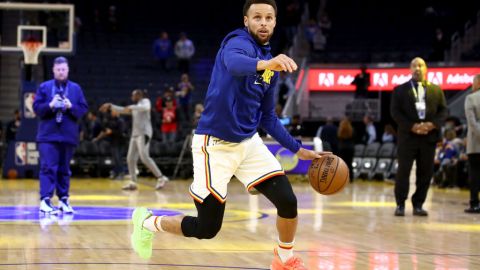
[39,142,75,200]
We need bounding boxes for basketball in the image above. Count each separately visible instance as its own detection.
[7,169,18,179]
[308,155,349,195]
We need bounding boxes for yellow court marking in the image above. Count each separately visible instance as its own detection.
[330,201,396,207]
[418,223,480,233]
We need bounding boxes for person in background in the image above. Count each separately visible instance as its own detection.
[93,108,127,180]
[337,117,355,182]
[192,103,204,128]
[287,114,304,138]
[153,31,173,71]
[363,115,376,144]
[33,56,88,214]
[161,96,178,143]
[174,32,195,73]
[176,73,195,121]
[352,65,370,98]
[433,128,459,188]
[464,74,480,213]
[100,89,169,191]
[382,124,396,143]
[390,57,447,217]
[316,117,338,153]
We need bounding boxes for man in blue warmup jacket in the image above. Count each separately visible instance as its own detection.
[33,57,88,214]
[131,1,329,269]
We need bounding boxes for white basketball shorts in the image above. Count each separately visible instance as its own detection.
[189,133,285,203]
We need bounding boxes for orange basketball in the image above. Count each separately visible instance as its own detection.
[308,155,349,195]
[7,169,18,179]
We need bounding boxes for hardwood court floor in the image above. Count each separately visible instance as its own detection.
[0,177,479,270]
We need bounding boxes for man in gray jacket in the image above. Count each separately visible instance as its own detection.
[101,89,168,190]
[465,74,480,213]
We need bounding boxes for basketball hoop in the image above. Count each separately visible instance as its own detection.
[20,41,45,65]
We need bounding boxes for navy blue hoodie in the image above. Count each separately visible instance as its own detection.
[196,28,301,153]
[33,79,88,146]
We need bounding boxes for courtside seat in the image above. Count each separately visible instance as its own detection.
[372,142,395,180]
[358,142,381,180]
[352,144,365,179]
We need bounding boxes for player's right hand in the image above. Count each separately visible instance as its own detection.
[257,54,298,73]
[296,148,332,160]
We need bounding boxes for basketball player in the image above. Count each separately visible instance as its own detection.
[33,56,88,214]
[100,89,169,190]
[131,1,329,269]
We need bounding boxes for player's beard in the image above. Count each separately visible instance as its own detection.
[250,28,273,45]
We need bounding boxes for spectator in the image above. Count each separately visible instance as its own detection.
[431,28,447,62]
[318,12,332,38]
[192,103,204,128]
[304,19,320,52]
[161,96,178,143]
[277,72,295,107]
[287,114,304,138]
[284,0,301,47]
[337,117,355,181]
[152,31,173,71]
[84,111,102,141]
[94,109,127,180]
[352,65,370,98]
[362,115,376,144]
[155,86,177,113]
[107,5,118,32]
[6,109,21,145]
[382,124,396,143]
[176,73,195,121]
[433,129,459,188]
[175,32,195,73]
[316,117,338,154]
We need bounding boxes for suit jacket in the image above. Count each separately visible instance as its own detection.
[33,79,88,146]
[390,80,447,143]
[465,90,480,154]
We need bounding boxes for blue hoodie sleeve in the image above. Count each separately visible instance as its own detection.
[259,76,301,153]
[222,37,259,76]
[66,85,88,120]
[33,83,55,119]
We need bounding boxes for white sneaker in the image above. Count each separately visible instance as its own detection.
[155,175,169,190]
[40,198,60,215]
[122,182,138,191]
[59,197,75,214]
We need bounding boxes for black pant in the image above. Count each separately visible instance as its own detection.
[338,143,354,181]
[181,175,296,239]
[468,154,480,207]
[394,137,436,207]
[111,143,124,176]
[178,59,190,74]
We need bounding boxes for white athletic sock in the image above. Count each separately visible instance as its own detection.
[277,238,294,263]
[143,215,165,232]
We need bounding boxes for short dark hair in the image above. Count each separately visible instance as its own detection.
[243,0,277,16]
[53,56,68,65]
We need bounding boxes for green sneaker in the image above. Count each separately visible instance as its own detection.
[131,207,154,259]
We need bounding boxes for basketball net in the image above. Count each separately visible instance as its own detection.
[20,41,45,65]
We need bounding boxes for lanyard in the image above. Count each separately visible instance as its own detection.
[410,81,424,102]
[51,82,69,98]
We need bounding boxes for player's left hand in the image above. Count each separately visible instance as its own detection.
[63,98,72,109]
[296,147,332,160]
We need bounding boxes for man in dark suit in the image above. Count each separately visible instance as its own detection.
[390,57,447,217]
